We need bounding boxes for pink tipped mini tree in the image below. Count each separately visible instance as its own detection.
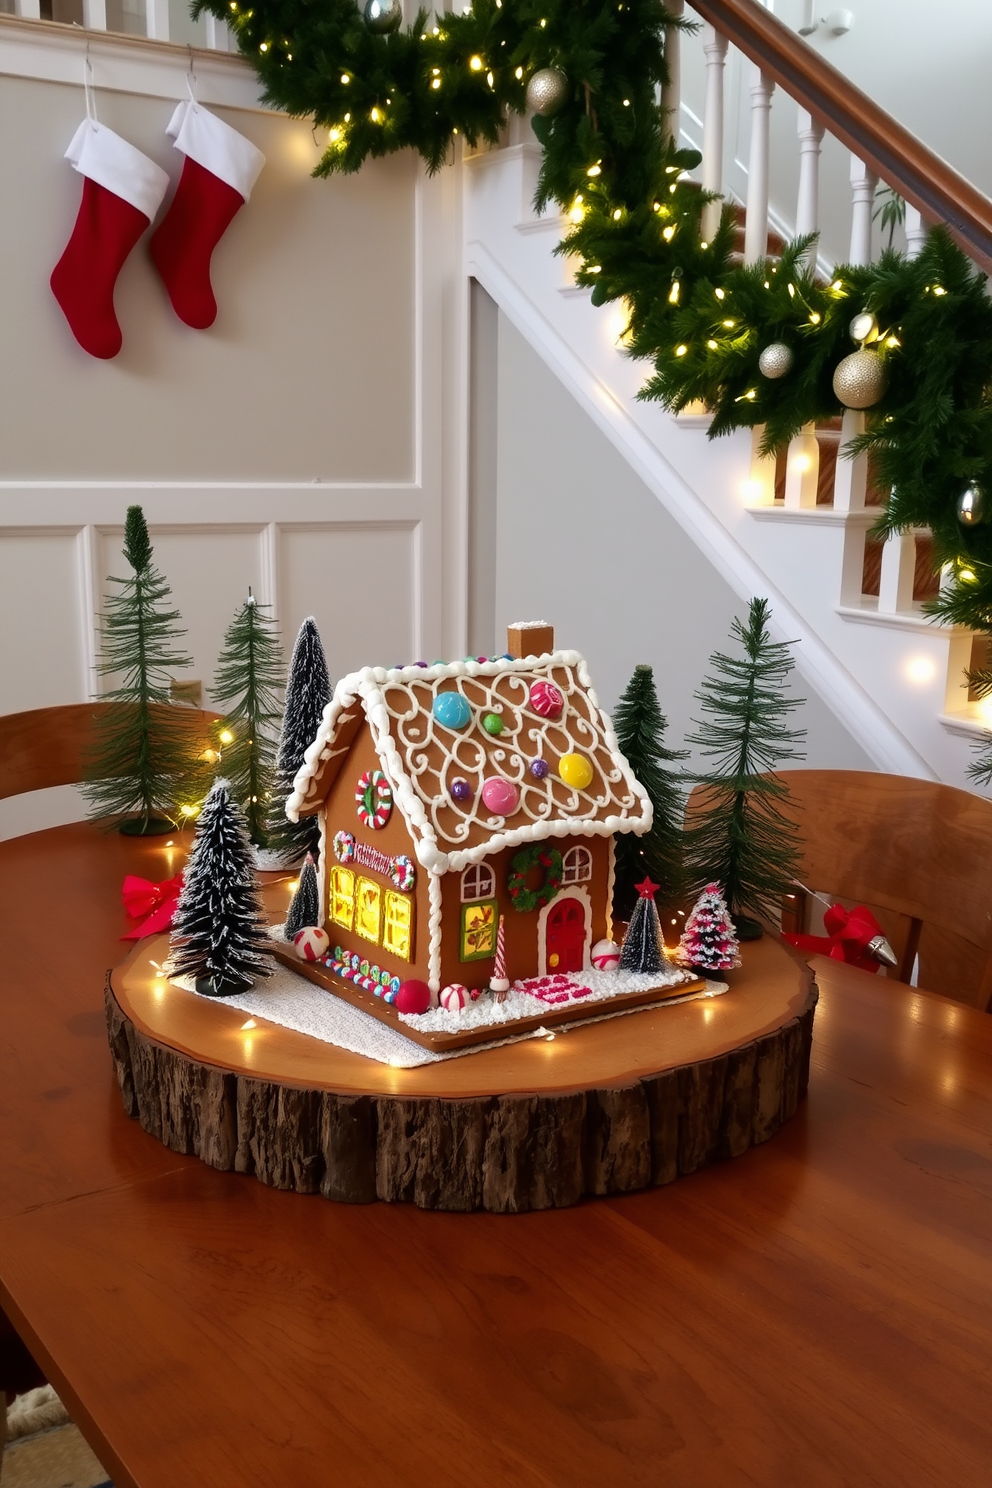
[678,883,742,976]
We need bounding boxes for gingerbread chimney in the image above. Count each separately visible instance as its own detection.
[507,620,555,659]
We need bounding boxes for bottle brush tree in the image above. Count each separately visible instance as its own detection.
[611,663,687,921]
[285,853,320,939]
[267,616,332,864]
[683,597,806,939]
[618,878,666,975]
[82,505,194,835]
[678,884,741,975]
[168,778,273,996]
[209,592,283,847]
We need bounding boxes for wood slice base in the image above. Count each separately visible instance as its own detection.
[104,938,817,1213]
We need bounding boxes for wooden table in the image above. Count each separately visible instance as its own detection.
[2,823,991,1487]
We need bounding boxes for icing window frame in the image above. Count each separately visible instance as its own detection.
[383,889,413,962]
[460,862,496,903]
[355,875,382,944]
[329,865,356,931]
[460,898,498,962]
[562,846,593,884]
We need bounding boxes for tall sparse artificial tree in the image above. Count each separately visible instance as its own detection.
[83,505,194,835]
[683,597,806,939]
[611,664,687,921]
[210,593,283,847]
[168,779,273,996]
[267,617,332,864]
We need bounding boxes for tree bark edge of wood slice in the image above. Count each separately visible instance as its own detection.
[103,970,818,1213]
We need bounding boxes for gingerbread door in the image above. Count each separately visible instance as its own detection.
[545,896,587,973]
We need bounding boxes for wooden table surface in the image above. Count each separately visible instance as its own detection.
[2,823,991,1488]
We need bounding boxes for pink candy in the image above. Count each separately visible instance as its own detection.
[529,680,564,719]
[481,777,520,815]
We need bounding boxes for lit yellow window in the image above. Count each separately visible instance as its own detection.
[383,890,413,962]
[355,875,382,944]
[329,866,355,930]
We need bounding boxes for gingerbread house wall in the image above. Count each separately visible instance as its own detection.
[315,724,433,989]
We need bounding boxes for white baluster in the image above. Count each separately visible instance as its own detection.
[205,16,231,49]
[795,107,825,267]
[14,0,42,18]
[744,65,775,266]
[661,0,685,144]
[849,156,878,267]
[878,532,917,614]
[905,204,926,260]
[82,0,107,27]
[746,427,777,506]
[700,27,729,245]
[783,424,820,510]
[145,0,169,40]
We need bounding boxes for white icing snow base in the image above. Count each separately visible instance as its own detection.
[402,964,696,1035]
[176,960,728,1068]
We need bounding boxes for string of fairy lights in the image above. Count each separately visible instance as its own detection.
[193,0,992,757]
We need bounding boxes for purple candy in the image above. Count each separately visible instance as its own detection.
[530,758,550,779]
[450,778,473,802]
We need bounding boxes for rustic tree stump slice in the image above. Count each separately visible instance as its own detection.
[105,936,817,1213]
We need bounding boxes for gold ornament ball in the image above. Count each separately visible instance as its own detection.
[849,311,879,345]
[363,0,402,34]
[832,349,889,409]
[758,342,794,379]
[558,752,594,790]
[957,484,986,526]
[526,67,569,117]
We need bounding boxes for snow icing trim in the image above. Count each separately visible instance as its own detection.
[285,651,653,870]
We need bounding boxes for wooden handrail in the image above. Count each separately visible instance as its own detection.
[689,0,992,274]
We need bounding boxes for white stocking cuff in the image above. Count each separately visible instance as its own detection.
[165,101,266,203]
[65,121,170,222]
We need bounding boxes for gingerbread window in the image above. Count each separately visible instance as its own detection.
[329,865,355,931]
[355,876,382,944]
[461,862,496,902]
[562,846,592,884]
[383,890,413,962]
[460,899,498,962]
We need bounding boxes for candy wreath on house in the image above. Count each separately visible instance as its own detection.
[276,622,704,1052]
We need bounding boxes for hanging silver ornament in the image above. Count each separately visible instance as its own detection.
[363,0,402,34]
[849,311,879,345]
[758,342,795,380]
[526,67,569,117]
[957,484,986,527]
[833,348,889,409]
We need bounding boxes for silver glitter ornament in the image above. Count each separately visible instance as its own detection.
[758,342,794,380]
[849,311,879,345]
[525,67,569,117]
[957,484,986,527]
[832,349,888,409]
[363,0,402,34]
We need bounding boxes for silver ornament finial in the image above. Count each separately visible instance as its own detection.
[363,0,402,34]
[758,342,794,380]
[849,311,879,345]
[957,484,986,527]
[525,67,569,117]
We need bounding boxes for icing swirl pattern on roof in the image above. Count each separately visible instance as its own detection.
[287,650,653,874]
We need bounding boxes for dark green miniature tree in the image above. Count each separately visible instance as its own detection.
[267,617,332,864]
[209,592,283,847]
[82,505,194,835]
[611,664,687,921]
[168,779,273,996]
[618,878,666,974]
[285,852,320,939]
[683,597,806,940]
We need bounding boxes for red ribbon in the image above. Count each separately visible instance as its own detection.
[121,873,184,940]
[783,903,889,974]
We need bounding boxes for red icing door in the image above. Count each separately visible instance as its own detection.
[545,897,586,973]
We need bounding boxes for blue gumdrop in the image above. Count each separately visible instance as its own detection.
[432,691,473,730]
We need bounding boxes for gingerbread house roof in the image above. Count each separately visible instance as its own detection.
[286,650,653,874]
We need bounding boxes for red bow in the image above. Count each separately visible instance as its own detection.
[121,873,184,940]
[784,903,897,975]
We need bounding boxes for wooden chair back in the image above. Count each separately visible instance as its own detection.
[0,704,220,800]
[774,770,992,1010]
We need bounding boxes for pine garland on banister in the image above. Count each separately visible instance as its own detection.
[198,0,992,685]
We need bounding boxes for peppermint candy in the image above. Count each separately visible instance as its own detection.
[355,769,393,829]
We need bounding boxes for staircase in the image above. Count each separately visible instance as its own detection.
[463,0,991,788]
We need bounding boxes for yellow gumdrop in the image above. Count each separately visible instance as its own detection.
[558,752,593,790]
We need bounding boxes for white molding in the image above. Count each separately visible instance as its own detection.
[747,504,877,527]
[939,711,992,742]
[0,15,267,111]
[465,237,937,780]
[836,603,968,635]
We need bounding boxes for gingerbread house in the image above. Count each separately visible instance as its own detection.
[286,623,653,1000]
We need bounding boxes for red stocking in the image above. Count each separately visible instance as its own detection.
[50,122,168,360]
[150,102,265,331]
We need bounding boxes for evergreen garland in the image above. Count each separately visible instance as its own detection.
[82,505,194,835]
[168,778,274,995]
[683,598,806,937]
[209,593,283,846]
[268,617,332,863]
[193,0,992,760]
[285,853,320,938]
[610,664,686,920]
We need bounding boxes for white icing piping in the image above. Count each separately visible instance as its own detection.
[427,871,443,994]
[605,835,616,939]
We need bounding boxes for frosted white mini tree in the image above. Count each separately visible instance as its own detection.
[619,877,667,975]
[169,779,273,996]
[267,617,332,863]
[678,883,742,975]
